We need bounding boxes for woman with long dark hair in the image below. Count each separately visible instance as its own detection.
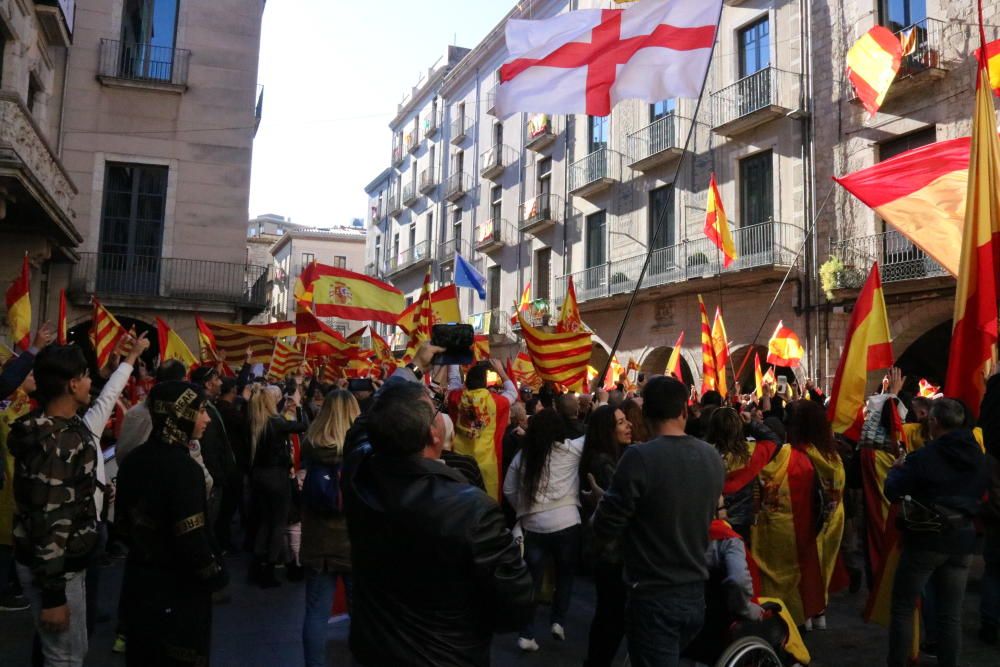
[579,405,632,667]
[618,398,648,443]
[752,399,845,630]
[503,409,585,652]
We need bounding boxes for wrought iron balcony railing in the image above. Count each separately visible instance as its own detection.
[437,237,467,265]
[475,217,513,252]
[519,193,562,233]
[469,308,511,339]
[69,253,267,308]
[710,67,799,132]
[402,181,419,207]
[569,147,622,195]
[480,144,516,180]
[444,171,472,201]
[451,115,472,144]
[387,240,432,275]
[98,39,190,86]
[830,229,949,286]
[418,167,436,194]
[525,113,556,151]
[627,113,688,170]
[893,17,950,77]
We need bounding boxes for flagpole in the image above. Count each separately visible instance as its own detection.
[596,1,725,392]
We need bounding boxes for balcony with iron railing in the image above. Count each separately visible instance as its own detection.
[423,110,440,138]
[627,113,689,171]
[444,171,472,202]
[525,113,556,151]
[829,229,949,287]
[554,221,802,305]
[405,130,420,154]
[391,143,404,167]
[569,148,622,197]
[69,253,268,310]
[475,217,513,253]
[386,239,432,277]
[519,193,562,235]
[387,190,402,217]
[437,237,468,266]
[890,18,952,95]
[402,181,419,208]
[511,299,553,329]
[98,38,191,89]
[469,308,513,342]
[480,144,516,180]
[418,167,437,194]
[451,116,471,144]
[367,197,386,225]
[710,67,800,137]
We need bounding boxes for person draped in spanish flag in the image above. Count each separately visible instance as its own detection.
[447,359,518,501]
[752,400,846,629]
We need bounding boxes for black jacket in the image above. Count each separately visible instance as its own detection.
[885,428,991,554]
[252,415,307,470]
[215,399,252,472]
[343,444,533,667]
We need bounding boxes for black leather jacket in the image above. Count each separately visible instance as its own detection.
[252,415,307,470]
[343,443,533,667]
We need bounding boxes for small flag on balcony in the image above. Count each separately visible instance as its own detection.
[58,289,68,345]
[711,306,731,397]
[826,263,893,439]
[974,39,1000,95]
[846,25,902,118]
[766,321,805,368]
[455,254,487,300]
[203,319,296,366]
[5,254,30,350]
[396,284,461,334]
[156,317,198,369]
[556,276,585,333]
[90,298,127,368]
[666,331,685,382]
[295,261,405,325]
[698,296,717,395]
[898,28,917,58]
[704,174,737,267]
[519,313,590,393]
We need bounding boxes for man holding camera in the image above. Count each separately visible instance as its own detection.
[447,359,518,501]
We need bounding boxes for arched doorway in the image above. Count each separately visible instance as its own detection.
[730,344,796,395]
[895,319,952,393]
[68,316,158,374]
[640,345,694,386]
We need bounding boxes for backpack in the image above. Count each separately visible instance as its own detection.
[302,458,343,516]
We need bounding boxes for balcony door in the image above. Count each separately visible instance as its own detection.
[98,163,168,295]
[739,150,773,259]
[585,211,607,296]
[120,0,179,81]
[649,185,675,274]
[488,266,501,311]
[880,0,926,32]
[535,248,551,302]
[738,17,770,116]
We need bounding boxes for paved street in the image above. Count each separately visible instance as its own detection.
[2,554,998,666]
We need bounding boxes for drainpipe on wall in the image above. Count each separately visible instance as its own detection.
[800,0,821,386]
[56,46,70,157]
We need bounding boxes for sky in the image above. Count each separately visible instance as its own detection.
[249,1,513,228]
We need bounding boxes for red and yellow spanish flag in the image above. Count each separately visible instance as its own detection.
[704,174,737,268]
[974,38,1000,95]
[846,25,902,118]
[57,289,68,345]
[556,276,584,333]
[944,65,1000,417]
[767,321,804,368]
[268,338,305,380]
[90,298,128,368]
[711,307,731,397]
[698,296,717,395]
[195,315,220,363]
[5,254,30,350]
[754,352,765,399]
[472,334,490,362]
[666,331,685,381]
[204,320,296,366]
[294,261,404,325]
[396,283,461,333]
[156,317,198,369]
[827,263,894,439]
[519,313,590,393]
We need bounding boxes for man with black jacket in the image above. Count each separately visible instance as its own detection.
[190,366,238,552]
[342,349,533,667]
[884,398,991,667]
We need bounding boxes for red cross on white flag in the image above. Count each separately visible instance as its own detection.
[496,0,721,118]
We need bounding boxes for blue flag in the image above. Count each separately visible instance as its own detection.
[454,253,486,300]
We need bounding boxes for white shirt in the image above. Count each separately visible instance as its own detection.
[503,436,584,534]
[83,361,133,517]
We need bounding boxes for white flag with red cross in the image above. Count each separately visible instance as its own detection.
[495,0,721,118]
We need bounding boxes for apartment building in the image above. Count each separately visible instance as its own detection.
[0,0,80,340]
[47,0,268,352]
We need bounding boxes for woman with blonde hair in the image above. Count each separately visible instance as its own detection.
[301,389,360,667]
[248,384,307,587]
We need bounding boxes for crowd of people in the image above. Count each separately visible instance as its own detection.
[0,325,998,667]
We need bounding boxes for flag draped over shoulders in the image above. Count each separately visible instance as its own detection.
[447,388,511,502]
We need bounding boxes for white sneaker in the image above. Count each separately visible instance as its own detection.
[518,637,540,652]
[803,618,813,632]
[551,623,565,640]
[812,614,827,630]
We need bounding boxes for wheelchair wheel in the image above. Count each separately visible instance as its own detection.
[714,635,783,667]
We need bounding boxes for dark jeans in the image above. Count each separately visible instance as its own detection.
[303,568,353,667]
[0,544,23,595]
[521,524,581,640]
[584,560,627,667]
[981,527,1000,629]
[215,473,244,551]
[888,548,971,667]
[625,582,705,667]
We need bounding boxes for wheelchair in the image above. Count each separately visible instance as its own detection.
[623,634,783,667]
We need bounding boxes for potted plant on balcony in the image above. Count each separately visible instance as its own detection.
[819,255,865,298]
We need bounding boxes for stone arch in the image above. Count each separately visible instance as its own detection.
[889,299,953,364]
[640,345,694,386]
[896,319,952,391]
[730,344,797,395]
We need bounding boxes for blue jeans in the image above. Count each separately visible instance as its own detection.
[981,527,1000,629]
[17,564,88,667]
[302,568,352,667]
[625,582,705,667]
[888,549,971,667]
[520,524,581,640]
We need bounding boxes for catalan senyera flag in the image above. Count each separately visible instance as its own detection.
[767,321,804,368]
[519,313,590,393]
[155,317,198,369]
[698,296,717,395]
[666,331,685,381]
[403,270,434,362]
[195,315,220,363]
[511,351,542,390]
[827,263,894,439]
[711,307,731,397]
[754,352,764,399]
[204,320,296,366]
[57,289,68,345]
[396,283,461,333]
[268,339,305,380]
[944,65,1000,417]
[294,261,404,324]
[556,276,585,333]
[974,38,1000,95]
[705,174,737,268]
[846,25,902,118]
[90,298,128,368]
[5,254,30,350]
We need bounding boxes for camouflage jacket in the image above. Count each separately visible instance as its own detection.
[9,413,99,608]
